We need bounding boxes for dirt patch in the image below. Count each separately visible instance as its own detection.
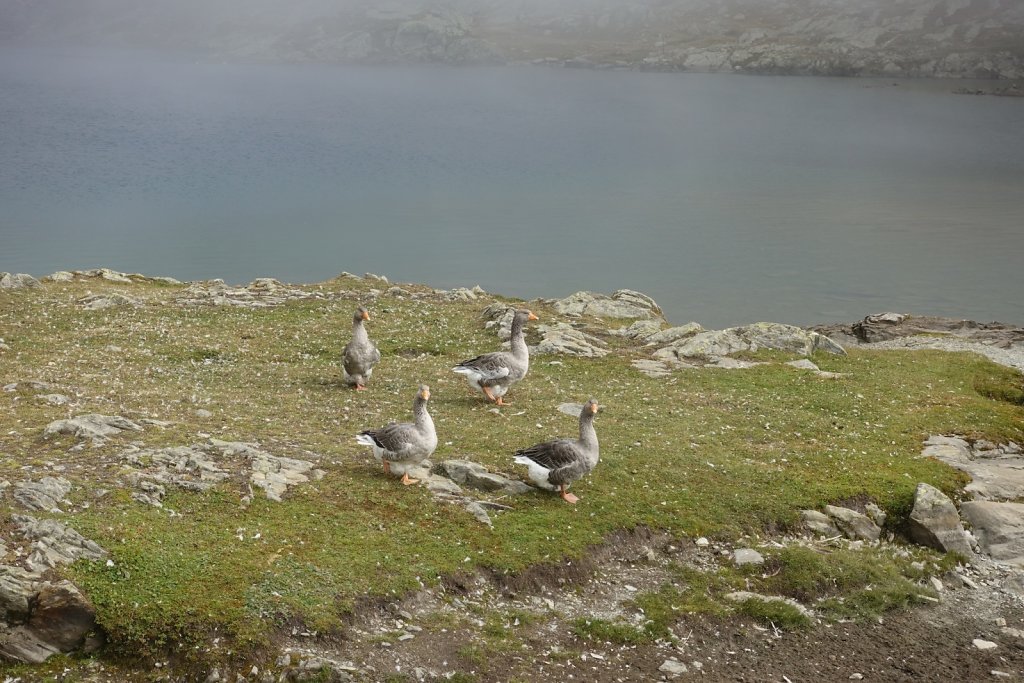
[271,533,1024,683]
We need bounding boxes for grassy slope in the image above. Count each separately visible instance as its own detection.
[1,276,1021,665]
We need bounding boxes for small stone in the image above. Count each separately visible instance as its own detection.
[658,659,688,676]
[930,577,944,592]
[398,632,415,641]
[992,671,1012,679]
[733,548,764,566]
[973,638,998,650]
[695,537,710,548]
[850,675,864,681]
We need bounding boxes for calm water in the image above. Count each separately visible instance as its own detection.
[2,46,1022,328]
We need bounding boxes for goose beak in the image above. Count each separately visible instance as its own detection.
[590,402,599,414]
[421,389,430,400]
[362,310,371,321]
[528,311,539,321]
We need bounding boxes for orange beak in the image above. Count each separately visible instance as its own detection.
[590,402,599,414]
[527,311,539,321]
[421,389,430,400]
[362,310,370,321]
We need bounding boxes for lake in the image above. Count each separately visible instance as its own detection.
[1,46,1022,329]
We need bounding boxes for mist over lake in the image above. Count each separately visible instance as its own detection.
[2,46,1022,328]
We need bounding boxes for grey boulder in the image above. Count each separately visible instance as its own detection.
[906,483,973,558]
[824,505,881,541]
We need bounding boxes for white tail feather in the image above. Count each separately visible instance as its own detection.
[515,456,557,491]
[355,434,376,446]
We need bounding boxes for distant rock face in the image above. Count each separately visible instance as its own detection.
[4,0,1021,77]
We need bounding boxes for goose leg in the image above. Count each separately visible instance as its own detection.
[559,484,578,504]
[481,385,497,402]
[356,383,367,391]
[382,461,391,476]
[400,473,420,485]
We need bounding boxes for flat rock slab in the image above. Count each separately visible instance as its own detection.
[653,322,846,362]
[43,414,143,443]
[12,515,107,573]
[960,501,1024,567]
[534,323,609,358]
[212,439,324,502]
[12,477,72,512]
[77,293,143,310]
[924,436,1024,502]
[122,440,323,503]
[631,359,674,378]
[814,312,1024,347]
[432,460,532,495]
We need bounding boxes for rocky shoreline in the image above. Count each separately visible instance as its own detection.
[3,0,1024,80]
[2,268,1024,681]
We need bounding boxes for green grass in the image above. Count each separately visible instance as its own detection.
[0,276,1021,667]
[570,617,647,644]
[735,596,812,630]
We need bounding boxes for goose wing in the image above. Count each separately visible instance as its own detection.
[513,438,581,470]
[454,351,512,381]
[360,422,418,457]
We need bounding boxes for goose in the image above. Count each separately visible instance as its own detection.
[342,306,381,390]
[453,308,538,405]
[356,385,437,485]
[514,399,599,504]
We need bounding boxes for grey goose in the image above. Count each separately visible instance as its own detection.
[342,306,381,390]
[356,385,437,485]
[514,399,600,504]
[453,308,537,405]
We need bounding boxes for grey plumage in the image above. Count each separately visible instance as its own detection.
[342,306,380,389]
[453,308,537,404]
[514,399,600,503]
[356,385,437,484]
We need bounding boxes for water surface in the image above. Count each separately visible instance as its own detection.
[2,47,1022,328]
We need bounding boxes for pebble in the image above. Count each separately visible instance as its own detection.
[850,675,864,680]
[695,537,710,548]
[658,659,688,676]
[973,639,998,650]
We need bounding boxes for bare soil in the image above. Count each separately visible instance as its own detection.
[279,530,1024,683]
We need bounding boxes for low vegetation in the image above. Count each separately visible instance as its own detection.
[1,274,1021,674]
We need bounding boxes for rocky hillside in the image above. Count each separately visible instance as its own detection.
[1,0,1023,78]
